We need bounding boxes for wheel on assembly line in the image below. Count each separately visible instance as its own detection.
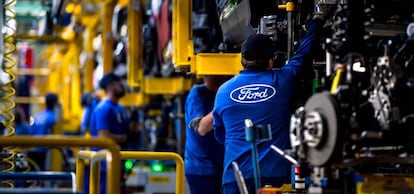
[303,91,343,166]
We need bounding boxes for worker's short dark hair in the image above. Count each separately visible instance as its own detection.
[241,34,275,62]
[99,72,122,90]
[81,93,93,107]
[45,93,58,110]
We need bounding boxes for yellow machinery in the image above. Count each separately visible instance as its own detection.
[170,0,414,193]
[172,0,243,75]
[10,0,192,168]
[57,1,414,194]
[8,0,198,135]
[2,0,285,192]
[0,0,189,192]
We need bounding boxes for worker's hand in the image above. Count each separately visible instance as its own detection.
[189,116,203,134]
[313,0,337,21]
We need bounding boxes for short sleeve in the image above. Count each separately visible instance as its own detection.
[185,87,209,123]
[212,100,225,144]
[94,106,112,131]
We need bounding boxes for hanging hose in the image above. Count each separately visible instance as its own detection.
[1,0,17,188]
[2,0,17,137]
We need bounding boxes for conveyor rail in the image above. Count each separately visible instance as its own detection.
[0,169,77,193]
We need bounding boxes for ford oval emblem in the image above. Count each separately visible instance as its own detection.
[230,84,276,103]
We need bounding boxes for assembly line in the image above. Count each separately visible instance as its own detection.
[1,0,414,193]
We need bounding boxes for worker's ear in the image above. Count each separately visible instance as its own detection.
[267,58,274,70]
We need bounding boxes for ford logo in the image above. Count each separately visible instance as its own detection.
[230,84,276,103]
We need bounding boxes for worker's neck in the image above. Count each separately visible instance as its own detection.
[107,95,119,104]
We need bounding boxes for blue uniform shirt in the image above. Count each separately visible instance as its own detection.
[213,19,322,184]
[80,97,99,134]
[30,109,55,136]
[15,123,30,135]
[90,98,129,170]
[185,84,224,175]
[30,109,56,153]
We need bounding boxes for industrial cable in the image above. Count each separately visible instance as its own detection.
[1,0,17,188]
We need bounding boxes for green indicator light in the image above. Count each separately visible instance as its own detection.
[230,2,235,8]
[151,163,164,172]
[125,160,134,170]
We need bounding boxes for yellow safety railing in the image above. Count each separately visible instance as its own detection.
[0,136,121,194]
[80,150,185,194]
[77,150,110,194]
[120,151,185,194]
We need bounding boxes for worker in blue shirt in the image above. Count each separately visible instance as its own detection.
[28,93,59,170]
[211,11,329,194]
[89,72,129,194]
[185,75,232,194]
[80,91,101,135]
[14,108,30,135]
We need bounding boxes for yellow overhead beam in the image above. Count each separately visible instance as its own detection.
[143,77,193,95]
[117,0,128,7]
[119,92,149,107]
[195,53,243,75]
[14,34,68,43]
[14,68,51,76]
[13,96,45,104]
